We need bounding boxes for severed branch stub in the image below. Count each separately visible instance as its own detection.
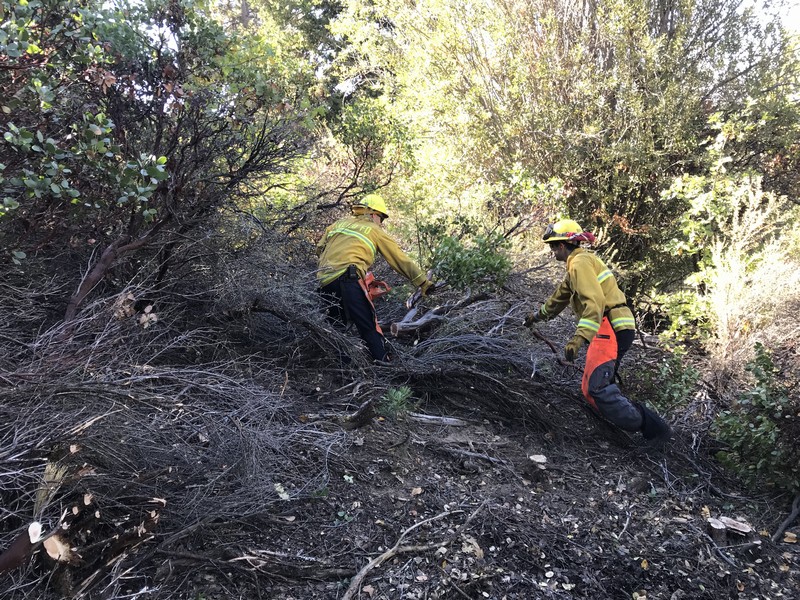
[707,518,727,545]
[300,398,376,430]
[341,399,376,429]
[718,516,753,537]
[707,515,757,547]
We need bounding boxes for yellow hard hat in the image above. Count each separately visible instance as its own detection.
[354,193,389,219]
[542,218,583,243]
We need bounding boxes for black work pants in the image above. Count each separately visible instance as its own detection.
[319,277,387,361]
[614,328,635,374]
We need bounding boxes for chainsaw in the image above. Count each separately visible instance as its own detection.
[363,272,392,302]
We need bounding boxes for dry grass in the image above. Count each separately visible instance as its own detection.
[702,187,800,388]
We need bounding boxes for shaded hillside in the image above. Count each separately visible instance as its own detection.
[2,0,799,596]
[1,257,798,599]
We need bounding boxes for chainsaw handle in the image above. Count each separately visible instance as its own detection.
[405,280,446,309]
[405,289,422,310]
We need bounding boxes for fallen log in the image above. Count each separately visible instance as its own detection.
[390,290,490,338]
[391,311,445,337]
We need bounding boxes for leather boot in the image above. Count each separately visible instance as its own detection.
[638,404,671,448]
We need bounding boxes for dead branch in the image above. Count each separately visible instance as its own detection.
[397,306,419,324]
[771,492,800,543]
[390,291,490,338]
[0,288,354,597]
[227,548,354,580]
[300,391,376,430]
[341,503,486,600]
[391,311,445,337]
[486,304,523,336]
[406,413,472,426]
[530,328,580,370]
[64,234,154,322]
[341,510,458,600]
[431,445,510,466]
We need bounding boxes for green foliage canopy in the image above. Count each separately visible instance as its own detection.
[1,0,320,300]
[328,0,796,297]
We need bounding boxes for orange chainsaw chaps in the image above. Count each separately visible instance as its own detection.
[581,317,618,410]
[358,276,384,335]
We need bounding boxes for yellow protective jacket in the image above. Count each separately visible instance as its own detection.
[316,215,427,288]
[539,248,635,343]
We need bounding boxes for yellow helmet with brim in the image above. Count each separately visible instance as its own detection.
[353,193,389,219]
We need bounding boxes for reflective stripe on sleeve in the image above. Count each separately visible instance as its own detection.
[578,318,600,332]
[596,269,613,283]
[611,316,636,329]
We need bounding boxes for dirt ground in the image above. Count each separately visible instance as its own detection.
[2,272,798,600]
[177,374,800,600]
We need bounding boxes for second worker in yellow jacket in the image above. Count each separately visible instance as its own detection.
[525,218,671,446]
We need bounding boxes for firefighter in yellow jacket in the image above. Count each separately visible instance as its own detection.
[525,219,671,445]
[317,194,432,362]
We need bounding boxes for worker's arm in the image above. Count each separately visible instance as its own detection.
[375,230,427,287]
[539,278,571,320]
[316,224,332,257]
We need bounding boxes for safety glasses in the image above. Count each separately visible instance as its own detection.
[542,223,557,241]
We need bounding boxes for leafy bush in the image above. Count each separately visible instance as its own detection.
[431,232,512,291]
[636,349,700,411]
[653,290,714,345]
[659,170,800,379]
[713,343,800,493]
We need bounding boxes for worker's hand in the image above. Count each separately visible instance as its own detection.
[523,309,542,328]
[420,279,435,296]
[564,335,585,361]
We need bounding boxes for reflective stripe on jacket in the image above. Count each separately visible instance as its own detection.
[316,215,426,287]
[540,248,635,343]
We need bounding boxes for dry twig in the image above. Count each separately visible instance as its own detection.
[341,502,486,600]
[771,492,800,543]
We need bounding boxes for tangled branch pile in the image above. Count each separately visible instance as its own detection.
[0,274,350,598]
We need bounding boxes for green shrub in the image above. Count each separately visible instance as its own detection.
[658,170,800,379]
[654,290,714,345]
[431,232,512,291]
[377,386,415,418]
[636,349,700,411]
[713,343,800,493]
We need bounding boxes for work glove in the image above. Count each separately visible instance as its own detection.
[564,335,585,361]
[420,279,435,296]
[523,309,542,328]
